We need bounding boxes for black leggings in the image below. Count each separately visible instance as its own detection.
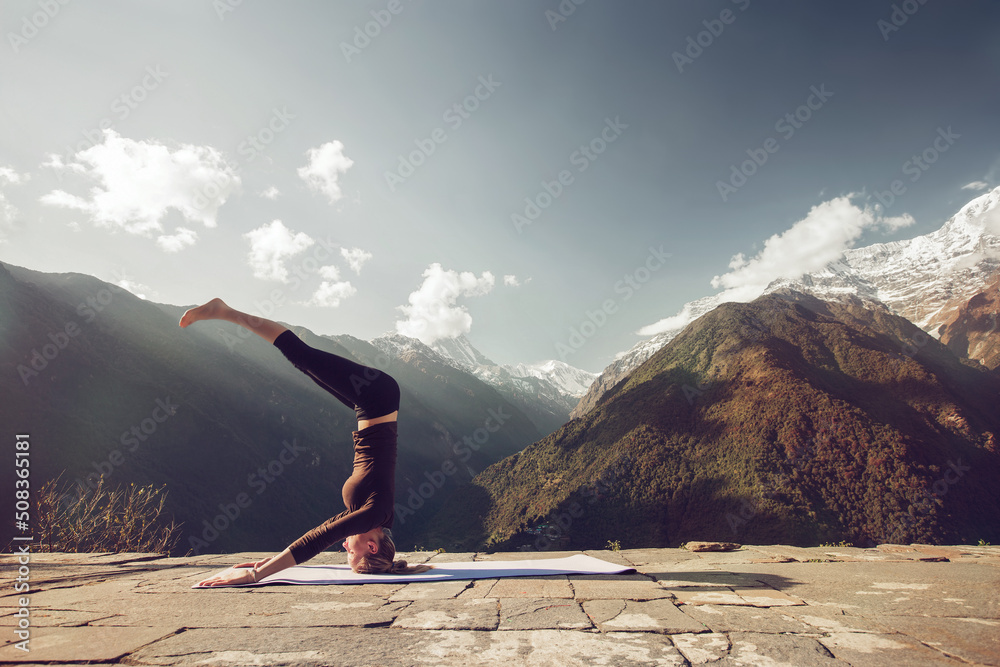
[273,330,400,421]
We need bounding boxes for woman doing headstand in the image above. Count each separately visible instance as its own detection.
[180,298,430,587]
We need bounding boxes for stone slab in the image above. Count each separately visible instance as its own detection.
[671,632,730,664]
[568,573,671,600]
[746,545,846,562]
[876,544,956,562]
[583,599,706,634]
[718,632,846,666]
[646,571,768,588]
[731,587,805,607]
[391,598,499,630]
[875,614,1000,666]
[685,550,771,565]
[722,561,1000,618]
[667,587,747,606]
[685,541,742,552]
[456,578,498,599]
[679,603,815,634]
[819,632,967,666]
[281,599,411,627]
[638,559,727,573]
[783,606,893,634]
[127,627,689,666]
[812,550,890,562]
[583,550,635,566]
[618,548,699,566]
[486,575,573,599]
[498,598,592,630]
[3,608,119,627]
[0,625,181,663]
[84,593,411,629]
[388,579,470,600]
[8,578,150,611]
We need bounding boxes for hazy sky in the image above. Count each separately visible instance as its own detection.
[1,1,998,372]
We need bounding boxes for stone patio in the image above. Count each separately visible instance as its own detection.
[2,544,998,665]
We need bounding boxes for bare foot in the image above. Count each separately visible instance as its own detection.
[179,298,229,328]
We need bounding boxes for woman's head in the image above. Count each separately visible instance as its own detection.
[351,528,432,575]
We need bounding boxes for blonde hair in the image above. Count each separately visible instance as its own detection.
[355,529,433,575]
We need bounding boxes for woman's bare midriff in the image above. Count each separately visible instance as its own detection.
[357,411,398,431]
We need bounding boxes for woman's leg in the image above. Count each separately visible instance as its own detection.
[271,328,400,421]
[179,298,287,344]
[179,298,399,420]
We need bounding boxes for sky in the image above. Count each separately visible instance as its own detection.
[1,1,998,374]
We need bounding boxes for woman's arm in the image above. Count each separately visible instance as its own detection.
[197,548,297,587]
[196,500,389,586]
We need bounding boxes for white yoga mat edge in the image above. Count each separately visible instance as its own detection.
[193,553,635,588]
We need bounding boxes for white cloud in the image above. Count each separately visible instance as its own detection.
[0,167,29,186]
[638,195,914,336]
[710,196,912,297]
[260,186,280,199]
[396,264,495,344]
[157,227,198,253]
[115,278,154,300]
[298,141,354,204]
[39,130,239,245]
[503,274,527,287]
[637,303,703,337]
[243,219,314,282]
[961,181,989,191]
[963,157,1000,195]
[306,265,357,307]
[341,247,372,274]
[308,281,357,307]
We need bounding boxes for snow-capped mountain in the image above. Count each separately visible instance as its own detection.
[430,335,496,370]
[507,360,598,398]
[427,334,596,400]
[370,332,596,433]
[767,187,1000,333]
[370,332,454,367]
[573,186,1000,418]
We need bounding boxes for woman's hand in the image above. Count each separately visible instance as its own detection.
[197,565,256,588]
[197,550,296,588]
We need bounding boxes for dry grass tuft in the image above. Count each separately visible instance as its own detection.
[32,474,182,554]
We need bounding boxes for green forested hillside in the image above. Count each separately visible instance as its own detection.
[423,292,1000,551]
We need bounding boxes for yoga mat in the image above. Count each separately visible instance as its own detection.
[194,553,635,588]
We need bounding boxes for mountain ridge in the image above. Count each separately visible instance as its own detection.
[573,186,1000,418]
[424,291,1000,551]
[370,331,596,435]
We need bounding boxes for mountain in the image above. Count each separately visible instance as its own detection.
[0,262,546,553]
[937,274,1000,371]
[423,291,1000,551]
[574,186,1000,418]
[507,359,597,398]
[430,335,495,369]
[369,332,595,435]
[570,333,673,419]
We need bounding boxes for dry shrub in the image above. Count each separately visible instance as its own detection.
[33,474,182,554]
